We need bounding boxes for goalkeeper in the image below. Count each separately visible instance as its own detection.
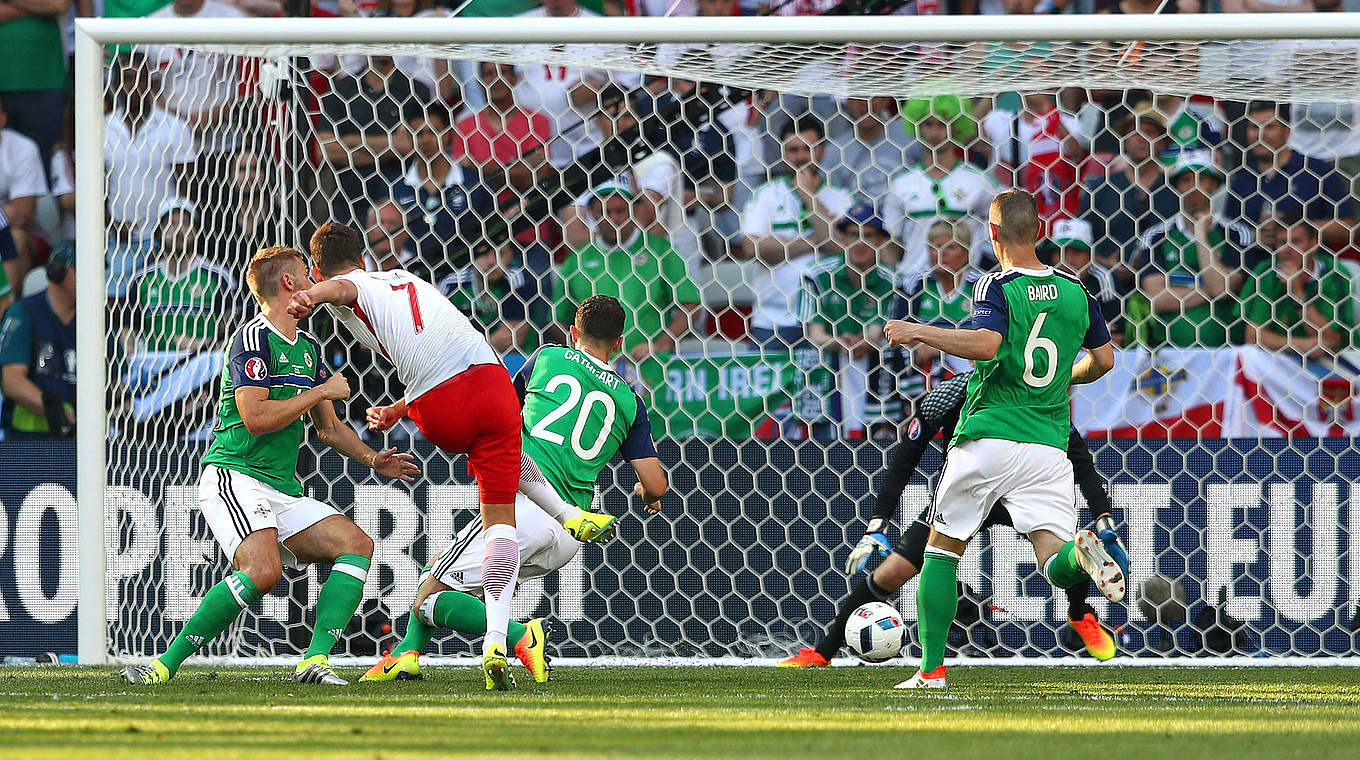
[778,371,1131,667]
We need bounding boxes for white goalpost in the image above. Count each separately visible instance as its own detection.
[74,13,1360,666]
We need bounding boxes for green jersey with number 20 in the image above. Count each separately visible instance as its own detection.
[515,345,658,509]
[952,266,1111,450]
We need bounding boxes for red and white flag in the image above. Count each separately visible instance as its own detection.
[1072,347,1360,438]
[1072,348,1236,438]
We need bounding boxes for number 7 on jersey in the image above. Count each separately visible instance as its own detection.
[392,282,424,334]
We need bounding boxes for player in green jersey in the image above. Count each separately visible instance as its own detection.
[360,295,667,684]
[884,190,1119,689]
[121,247,419,687]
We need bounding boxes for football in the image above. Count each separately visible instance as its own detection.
[844,602,907,663]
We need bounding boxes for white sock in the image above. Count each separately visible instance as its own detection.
[520,454,584,525]
[480,522,520,654]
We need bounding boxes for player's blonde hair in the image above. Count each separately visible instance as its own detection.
[927,219,971,248]
[247,246,307,304]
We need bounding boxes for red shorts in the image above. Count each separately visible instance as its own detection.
[407,363,522,505]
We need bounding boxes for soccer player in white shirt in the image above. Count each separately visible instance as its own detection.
[286,223,613,690]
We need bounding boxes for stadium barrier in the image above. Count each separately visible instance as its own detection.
[3,439,1356,659]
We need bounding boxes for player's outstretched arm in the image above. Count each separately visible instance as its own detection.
[236,372,351,437]
[309,395,420,483]
[630,457,667,515]
[884,319,1002,362]
[1070,341,1115,385]
[286,279,359,319]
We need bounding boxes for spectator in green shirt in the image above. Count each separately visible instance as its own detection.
[800,203,898,358]
[125,201,235,355]
[554,188,702,362]
[121,201,236,439]
[1135,150,1261,347]
[900,219,982,356]
[798,203,899,436]
[0,0,70,162]
[1242,214,1357,359]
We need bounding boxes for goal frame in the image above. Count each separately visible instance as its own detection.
[73,12,1360,665]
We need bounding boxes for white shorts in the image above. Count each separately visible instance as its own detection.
[428,495,582,593]
[198,465,339,569]
[930,438,1077,543]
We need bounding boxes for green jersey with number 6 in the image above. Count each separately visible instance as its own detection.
[952,267,1111,450]
[515,345,658,509]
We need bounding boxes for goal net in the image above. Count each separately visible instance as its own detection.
[77,13,1360,664]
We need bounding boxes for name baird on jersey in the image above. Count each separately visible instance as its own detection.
[563,349,620,390]
[1027,283,1060,301]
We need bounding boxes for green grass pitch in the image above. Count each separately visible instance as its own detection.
[2,665,1358,759]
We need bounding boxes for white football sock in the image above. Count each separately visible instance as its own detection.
[480,522,520,654]
[520,454,584,525]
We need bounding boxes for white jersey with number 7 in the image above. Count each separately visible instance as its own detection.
[327,269,499,401]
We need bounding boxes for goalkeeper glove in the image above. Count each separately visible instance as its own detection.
[844,518,891,575]
[1092,514,1130,579]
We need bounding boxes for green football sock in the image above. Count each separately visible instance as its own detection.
[391,566,437,656]
[159,571,262,676]
[425,590,527,644]
[392,611,436,657]
[1044,541,1088,589]
[304,553,370,659]
[916,551,960,674]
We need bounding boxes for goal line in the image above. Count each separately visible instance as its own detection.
[114,655,1360,669]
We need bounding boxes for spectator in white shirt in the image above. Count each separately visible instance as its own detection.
[48,103,75,245]
[144,0,249,211]
[104,52,199,299]
[0,100,47,294]
[981,91,1089,224]
[885,98,999,281]
[513,0,641,167]
[740,114,853,348]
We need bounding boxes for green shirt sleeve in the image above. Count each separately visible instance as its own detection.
[554,250,583,326]
[801,274,830,329]
[0,301,32,368]
[0,261,10,301]
[658,242,701,305]
[1239,263,1270,328]
[1330,268,1358,348]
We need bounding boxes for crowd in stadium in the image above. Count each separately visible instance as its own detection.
[2,0,1360,442]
